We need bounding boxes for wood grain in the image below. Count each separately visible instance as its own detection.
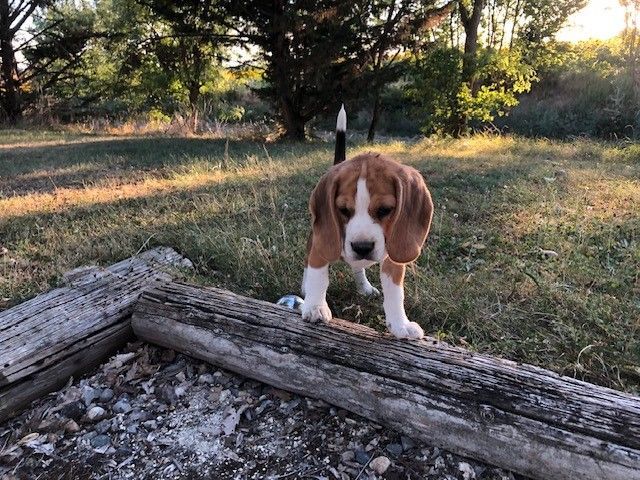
[0,247,191,423]
[132,281,640,480]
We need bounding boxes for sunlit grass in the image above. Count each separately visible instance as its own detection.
[1,130,638,392]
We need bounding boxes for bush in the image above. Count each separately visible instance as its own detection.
[497,39,640,139]
[407,47,535,135]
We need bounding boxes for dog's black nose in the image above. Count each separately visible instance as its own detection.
[351,241,375,258]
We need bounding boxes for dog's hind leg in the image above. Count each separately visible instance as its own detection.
[352,267,380,296]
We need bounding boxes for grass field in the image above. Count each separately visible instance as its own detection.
[1,130,639,393]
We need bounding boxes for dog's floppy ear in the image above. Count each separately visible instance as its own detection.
[386,166,433,264]
[309,170,342,263]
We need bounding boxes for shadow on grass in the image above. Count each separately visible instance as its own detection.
[0,137,332,194]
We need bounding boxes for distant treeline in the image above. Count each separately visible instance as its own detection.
[0,0,638,140]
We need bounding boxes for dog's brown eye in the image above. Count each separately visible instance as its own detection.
[377,206,393,219]
[338,207,353,218]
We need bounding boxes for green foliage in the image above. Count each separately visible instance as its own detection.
[2,0,635,141]
[227,0,377,138]
[21,1,97,107]
[408,47,536,134]
[519,0,588,45]
[500,38,640,138]
[406,48,462,134]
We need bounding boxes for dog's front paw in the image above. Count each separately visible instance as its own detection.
[301,302,332,324]
[404,321,424,339]
[387,318,424,340]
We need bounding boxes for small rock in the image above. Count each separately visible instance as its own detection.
[95,420,111,434]
[60,400,85,420]
[474,465,486,477]
[81,431,97,443]
[90,434,111,449]
[115,446,133,456]
[434,456,446,470]
[126,425,138,434]
[113,399,132,414]
[354,449,370,465]
[198,374,215,385]
[369,456,391,475]
[63,419,80,433]
[142,420,158,430]
[86,406,106,422]
[400,435,415,451]
[459,462,476,480]
[386,443,403,456]
[157,385,178,405]
[98,388,114,403]
[539,248,559,259]
[81,386,98,406]
[129,410,152,422]
[341,451,355,463]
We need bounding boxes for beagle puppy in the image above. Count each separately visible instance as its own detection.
[301,106,434,339]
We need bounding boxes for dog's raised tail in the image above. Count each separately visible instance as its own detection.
[334,104,346,164]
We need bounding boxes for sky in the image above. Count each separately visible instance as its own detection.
[557,0,627,42]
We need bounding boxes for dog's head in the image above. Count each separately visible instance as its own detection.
[309,153,433,265]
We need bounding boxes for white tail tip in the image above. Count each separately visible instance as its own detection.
[336,104,346,132]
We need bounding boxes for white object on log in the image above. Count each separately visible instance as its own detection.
[132,282,640,480]
[0,247,191,422]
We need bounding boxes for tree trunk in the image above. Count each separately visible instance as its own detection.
[269,0,305,141]
[367,88,382,142]
[0,0,21,123]
[0,247,191,423]
[132,281,640,480]
[461,0,483,89]
[280,101,306,140]
[454,0,484,136]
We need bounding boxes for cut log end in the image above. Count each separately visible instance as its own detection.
[0,247,191,423]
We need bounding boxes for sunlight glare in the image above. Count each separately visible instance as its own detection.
[557,0,626,42]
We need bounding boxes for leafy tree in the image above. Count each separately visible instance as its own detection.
[454,0,484,134]
[140,0,228,126]
[409,45,534,134]
[22,1,98,117]
[35,0,231,123]
[363,0,453,142]
[621,0,640,102]
[226,0,375,140]
[409,0,585,136]
[0,0,50,122]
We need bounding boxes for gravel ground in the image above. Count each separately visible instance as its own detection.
[0,343,519,480]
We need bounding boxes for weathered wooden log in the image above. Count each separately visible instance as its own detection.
[0,247,191,423]
[132,282,640,480]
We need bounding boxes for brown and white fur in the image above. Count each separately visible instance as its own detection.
[301,106,433,339]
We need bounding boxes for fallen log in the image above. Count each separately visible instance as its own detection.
[0,247,191,423]
[132,282,640,480]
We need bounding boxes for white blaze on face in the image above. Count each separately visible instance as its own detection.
[343,178,386,264]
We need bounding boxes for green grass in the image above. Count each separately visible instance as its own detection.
[1,130,639,393]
